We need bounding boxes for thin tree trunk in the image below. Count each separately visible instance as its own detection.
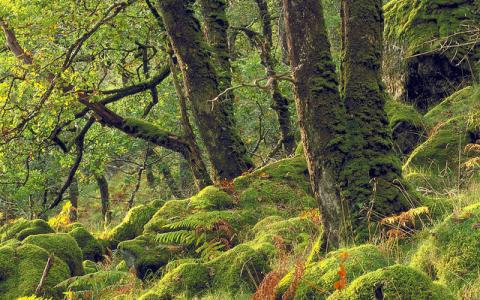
[179,159,194,195]
[340,0,410,240]
[256,0,296,155]
[69,177,79,222]
[158,0,253,181]
[145,147,156,188]
[160,164,182,198]
[283,0,347,251]
[96,175,111,226]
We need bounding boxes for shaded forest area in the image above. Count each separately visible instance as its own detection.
[0,0,479,299]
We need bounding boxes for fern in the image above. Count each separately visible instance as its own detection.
[155,230,197,245]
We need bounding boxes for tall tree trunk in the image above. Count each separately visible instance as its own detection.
[341,0,409,240]
[283,0,347,251]
[96,175,111,226]
[69,177,79,222]
[158,0,253,181]
[256,0,296,155]
[179,159,194,195]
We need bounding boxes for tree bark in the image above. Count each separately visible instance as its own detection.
[283,0,347,250]
[145,147,156,188]
[256,0,296,155]
[160,163,182,198]
[158,0,253,181]
[340,0,410,240]
[69,177,79,222]
[96,174,111,226]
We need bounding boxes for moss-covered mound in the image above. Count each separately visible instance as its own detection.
[0,243,71,299]
[404,86,480,172]
[54,270,140,299]
[108,200,164,248]
[385,98,426,155]
[0,218,54,242]
[383,0,480,111]
[82,260,98,274]
[140,243,273,299]
[68,225,104,262]
[23,233,85,276]
[189,186,235,210]
[117,234,176,280]
[276,244,389,299]
[410,203,480,295]
[328,264,453,299]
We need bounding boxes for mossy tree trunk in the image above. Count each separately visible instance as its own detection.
[145,147,156,188]
[68,177,79,222]
[283,0,348,251]
[340,0,410,240]
[255,0,296,155]
[96,174,111,226]
[158,0,253,181]
[160,164,182,198]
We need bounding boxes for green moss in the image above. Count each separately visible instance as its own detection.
[68,225,104,262]
[117,234,174,279]
[385,98,425,130]
[0,243,70,299]
[146,263,210,299]
[143,199,190,234]
[108,200,163,248]
[23,233,84,276]
[251,216,319,255]
[83,260,98,274]
[277,244,389,299]
[206,243,273,292]
[328,264,453,300]
[115,260,128,272]
[0,218,54,242]
[54,270,140,296]
[189,186,235,210]
[410,203,480,293]
[124,118,170,139]
[384,0,479,57]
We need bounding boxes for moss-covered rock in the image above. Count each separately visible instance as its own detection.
[54,270,140,298]
[189,186,235,210]
[23,233,84,276]
[385,98,426,155]
[410,203,480,294]
[0,243,70,299]
[68,225,104,262]
[83,260,98,274]
[276,244,389,299]
[0,218,54,242]
[143,199,190,234]
[404,86,480,172]
[108,200,163,248]
[328,264,453,300]
[142,263,210,299]
[117,234,175,280]
[383,0,480,111]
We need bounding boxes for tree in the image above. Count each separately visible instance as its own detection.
[158,0,253,181]
[283,0,347,250]
[340,0,410,240]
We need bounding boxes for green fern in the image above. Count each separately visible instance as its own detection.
[155,230,197,245]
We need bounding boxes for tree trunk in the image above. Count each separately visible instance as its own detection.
[158,0,253,181]
[96,175,111,226]
[256,0,296,155]
[69,177,79,222]
[160,164,182,198]
[145,147,156,188]
[283,0,347,251]
[340,0,410,240]
[179,159,194,195]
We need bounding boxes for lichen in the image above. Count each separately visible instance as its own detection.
[68,225,104,262]
[23,233,84,276]
[328,264,453,299]
[277,244,389,299]
[410,203,480,294]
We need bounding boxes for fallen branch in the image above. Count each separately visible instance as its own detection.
[35,253,55,296]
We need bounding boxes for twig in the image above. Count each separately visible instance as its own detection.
[35,253,55,296]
